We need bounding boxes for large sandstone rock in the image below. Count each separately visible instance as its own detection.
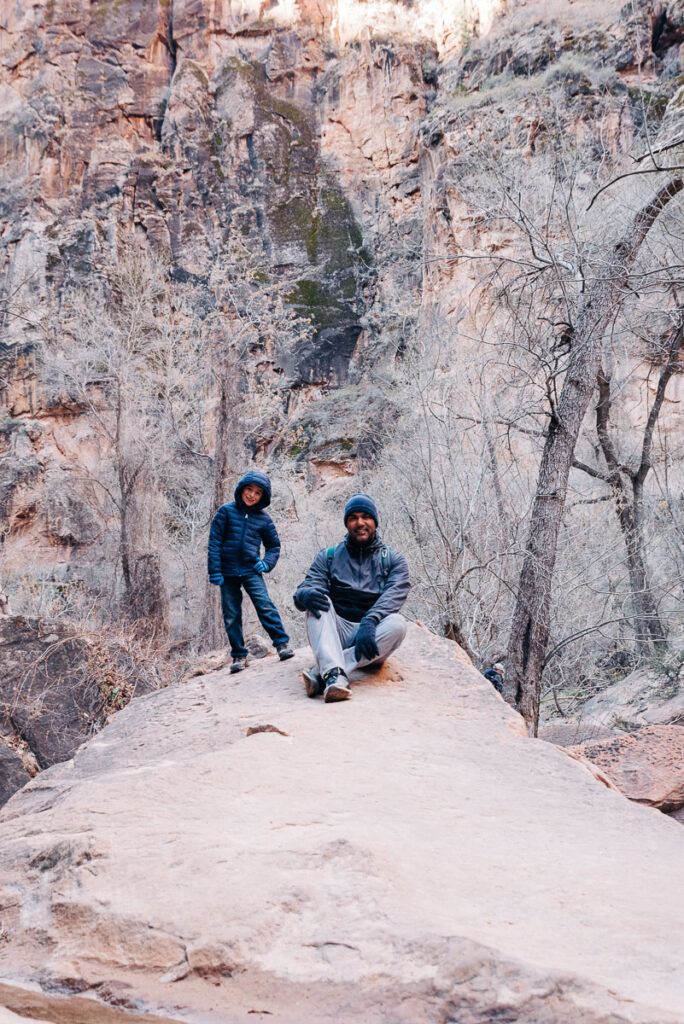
[569,725,684,812]
[0,625,682,1023]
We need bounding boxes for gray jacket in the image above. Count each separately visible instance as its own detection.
[294,534,410,624]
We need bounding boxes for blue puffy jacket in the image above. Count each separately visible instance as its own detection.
[207,471,281,578]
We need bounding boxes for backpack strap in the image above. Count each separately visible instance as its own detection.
[379,545,391,592]
[326,544,338,584]
[326,543,393,590]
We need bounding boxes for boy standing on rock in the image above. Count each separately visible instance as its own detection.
[293,493,410,703]
[207,470,294,673]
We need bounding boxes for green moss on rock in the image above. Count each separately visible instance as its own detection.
[286,279,348,329]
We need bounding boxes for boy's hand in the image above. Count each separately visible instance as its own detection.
[254,559,269,574]
[354,618,379,660]
[296,588,330,618]
[209,574,224,586]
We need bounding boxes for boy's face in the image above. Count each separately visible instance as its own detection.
[346,511,376,545]
[242,483,264,507]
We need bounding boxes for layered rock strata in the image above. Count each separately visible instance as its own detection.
[3,0,683,541]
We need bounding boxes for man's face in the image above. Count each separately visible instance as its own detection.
[346,511,376,545]
[242,483,264,507]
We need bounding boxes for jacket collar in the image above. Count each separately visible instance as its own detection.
[344,532,383,557]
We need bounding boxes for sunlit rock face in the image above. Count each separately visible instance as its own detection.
[326,0,505,55]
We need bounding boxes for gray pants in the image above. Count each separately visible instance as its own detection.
[306,608,407,679]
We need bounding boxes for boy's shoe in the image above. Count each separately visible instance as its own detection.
[230,657,248,674]
[302,666,325,698]
[276,643,295,661]
[323,668,351,703]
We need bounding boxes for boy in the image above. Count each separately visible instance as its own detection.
[207,470,294,672]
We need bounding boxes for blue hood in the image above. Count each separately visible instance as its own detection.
[234,470,271,510]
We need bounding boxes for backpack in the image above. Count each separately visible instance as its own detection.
[483,668,504,694]
[326,543,392,592]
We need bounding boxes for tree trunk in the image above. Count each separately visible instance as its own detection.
[129,553,169,635]
[444,617,478,664]
[590,315,682,648]
[613,475,667,647]
[199,350,244,652]
[504,177,683,734]
[119,470,133,606]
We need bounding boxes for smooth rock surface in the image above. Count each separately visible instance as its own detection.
[0,624,683,1023]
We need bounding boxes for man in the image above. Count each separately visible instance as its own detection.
[293,493,410,704]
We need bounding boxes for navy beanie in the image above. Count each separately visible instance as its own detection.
[344,493,378,526]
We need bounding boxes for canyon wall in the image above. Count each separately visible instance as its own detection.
[1,0,683,626]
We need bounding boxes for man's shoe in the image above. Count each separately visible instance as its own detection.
[303,666,325,698]
[230,657,248,674]
[323,668,351,703]
[276,644,295,661]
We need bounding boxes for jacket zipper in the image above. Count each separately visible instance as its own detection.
[239,512,249,558]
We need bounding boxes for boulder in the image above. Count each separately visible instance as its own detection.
[0,616,158,797]
[0,743,30,806]
[0,616,102,773]
[0,625,683,1023]
[568,725,684,812]
[282,384,399,466]
[574,667,684,734]
[44,483,99,547]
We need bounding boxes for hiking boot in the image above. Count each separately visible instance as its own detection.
[230,657,248,674]
[302,666,325,698]
[276,643,295,662]
[323,668,351,703]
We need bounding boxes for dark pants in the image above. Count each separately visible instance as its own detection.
[220,572,289,658]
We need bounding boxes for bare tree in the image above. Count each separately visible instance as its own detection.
[572,310,682,648]
[504,177,683,732]
[54,250,212,628]
[411,68,684,729]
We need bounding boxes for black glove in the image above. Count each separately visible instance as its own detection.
[295,587,330,618]
[354,617,379,661]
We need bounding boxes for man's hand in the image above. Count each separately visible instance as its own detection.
[254,559,269,574]
[209,574,224,586]
[296,588,330,618]
[354,618,379,661]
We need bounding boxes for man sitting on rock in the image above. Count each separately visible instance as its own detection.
[293,494,411,704]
